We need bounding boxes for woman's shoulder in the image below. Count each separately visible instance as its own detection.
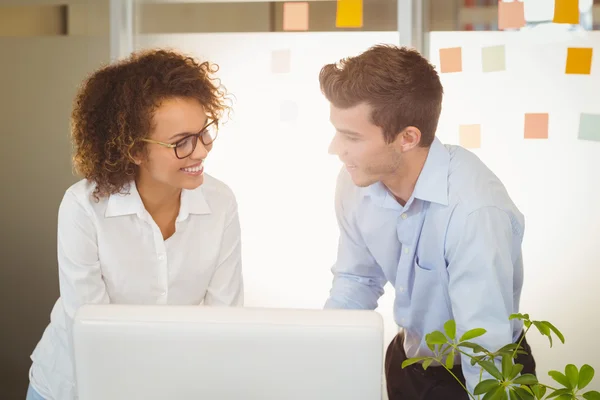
[59,179,107,216]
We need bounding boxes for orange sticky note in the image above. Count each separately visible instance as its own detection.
[336,0,363,28]
[283,2,309,31]
[498,1,525,30]
[524,113,549,139]
[553,0,580,24]
[439,47,462,73]
[459,124,481,148]
[566,47,593,74]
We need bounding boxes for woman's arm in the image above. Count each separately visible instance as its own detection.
[203,195,243,306]
[56,191,110,376]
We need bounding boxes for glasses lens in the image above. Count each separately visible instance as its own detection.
[201,124,218,145]
[175,135,197,159]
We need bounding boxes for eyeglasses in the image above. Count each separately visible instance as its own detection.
[141,120,218,159]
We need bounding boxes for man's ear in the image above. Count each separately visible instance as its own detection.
[393,126,422,152]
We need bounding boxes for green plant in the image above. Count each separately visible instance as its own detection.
[401,313,599,400]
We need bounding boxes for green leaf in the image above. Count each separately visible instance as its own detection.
[549,370,572,389]
[497,343,522,353]
[531,384,546,399]
[565,364,579,390]
[444,320,456,340]
[427,340,435,352]
[509,363,524,381]
[583,390,600,400]
[426,331,448,345]
[512,373,538,385]
[545,388,571,399]
[445,349,455,370]
[422,358,433,370]
[474,379,501,395]
[509,389,522,400]
[459,341,486,353]
[555,395,573,400]
[401,357,428,368]
[542,321,565,344]
[502,354,514,380]
[472,355,486,366]
[460,328,487,342]
[483,385,508,400]
[480,360,504,380]
[579,365,595,390]
[533,321,552,347]
[509,313,526,320]
[524,320,532,328]
[514,387,535,400]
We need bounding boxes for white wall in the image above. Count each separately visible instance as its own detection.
[429,30,600,391]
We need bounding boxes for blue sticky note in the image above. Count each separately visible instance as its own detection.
[578,113,600,142]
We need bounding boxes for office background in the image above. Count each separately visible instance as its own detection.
[1,1,600,398]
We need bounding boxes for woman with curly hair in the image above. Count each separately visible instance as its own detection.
[26,49,243,400]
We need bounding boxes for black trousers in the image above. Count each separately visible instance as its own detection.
[385,332,537,400]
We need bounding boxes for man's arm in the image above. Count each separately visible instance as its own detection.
[324,171,387,310]
[446,206,522,395]
[204,195,243,306]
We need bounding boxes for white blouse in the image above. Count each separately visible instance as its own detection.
[29,174,243,400]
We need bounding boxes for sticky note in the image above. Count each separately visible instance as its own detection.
[553,0,580,24]
[482,45,506,72]
[498,1,525,30]
[280,100,298,122]
[271,49,290,74]
[336,0,363,28]
[524,113,549,139]
[566,47,593,75]
[439,47,462,73]
[459,124,481,148]
[283,2,309,31]
[578,113,600,142]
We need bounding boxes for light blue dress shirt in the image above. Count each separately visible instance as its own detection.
[325,137,525,394]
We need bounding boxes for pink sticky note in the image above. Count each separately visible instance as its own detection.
[524,113,549,139]
[439,47,462,73]
[459,124,481,148]
[283,2,309,31]
[498,1,526,30]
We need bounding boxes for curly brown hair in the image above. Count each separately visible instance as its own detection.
[319,44,443,147]
[71,48,231,200]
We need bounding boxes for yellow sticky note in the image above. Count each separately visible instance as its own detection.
[566,47,593,74]
[283,2,309,31]
[553,0,580,24]
[524,113,549,139]
[439,47,462,73]
[459,124,481,149]
[498,1,525,30]
[336,0,362,28]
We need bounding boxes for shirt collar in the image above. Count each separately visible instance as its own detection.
[105,181,212,219]
[362,137,449,208]
[412,137,449,206]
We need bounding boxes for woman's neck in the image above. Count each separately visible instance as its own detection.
[135,176,181,218]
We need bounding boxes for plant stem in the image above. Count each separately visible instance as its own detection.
[439,360,477,400]
[512,324,532,359]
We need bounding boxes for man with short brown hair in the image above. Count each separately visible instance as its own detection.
[320,44,535,399]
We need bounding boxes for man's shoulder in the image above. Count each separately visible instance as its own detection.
[443,144,523,223]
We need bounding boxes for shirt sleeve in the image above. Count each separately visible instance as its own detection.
[324,171,387,310]
[56,190,111,381]
[446,205,522,395]
[204,195,243,306]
